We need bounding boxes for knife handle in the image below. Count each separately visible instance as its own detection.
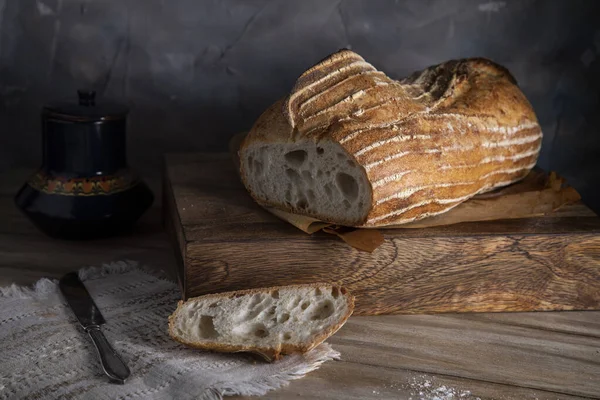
[86,326,131,384]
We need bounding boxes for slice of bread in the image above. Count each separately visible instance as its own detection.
[168,284,355,361]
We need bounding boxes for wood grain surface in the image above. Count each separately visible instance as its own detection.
[237,313,600,399]
[1,167,599,399]
[164,153,600,315]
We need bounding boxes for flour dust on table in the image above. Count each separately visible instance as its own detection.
[403,375,481,400]
[0,261,339,400]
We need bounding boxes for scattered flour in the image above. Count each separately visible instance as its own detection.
[404,375,481,400]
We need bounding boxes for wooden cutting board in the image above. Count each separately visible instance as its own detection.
[163,153,600,315]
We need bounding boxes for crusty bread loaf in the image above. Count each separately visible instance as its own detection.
[239,50,542,227]
[168,284,354,361]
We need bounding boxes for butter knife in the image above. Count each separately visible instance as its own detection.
[59,272,131,384]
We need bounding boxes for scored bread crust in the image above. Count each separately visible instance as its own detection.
[168,283,355,361]
[239,50,543,227]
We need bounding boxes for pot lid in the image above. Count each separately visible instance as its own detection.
[43,90,129,122]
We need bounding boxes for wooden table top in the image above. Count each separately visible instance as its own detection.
[2,168,599,400]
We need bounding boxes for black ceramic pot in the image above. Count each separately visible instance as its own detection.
[15,90,153,240]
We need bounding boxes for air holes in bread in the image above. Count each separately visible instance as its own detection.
[278,313,290,323]
[336,172,359,201]
[302,171,313,185]
[284,150,307,168]
[249,294,262,308]
[297,195,308,209]
[301,302,310,310]
[317,147,324,155]
[199,315,219,339]
[271,290,279,299]
[285,168,302,185]
[252,159,263,175]
[283,332,292,340]
[233,322,269,339]
[332,287,340,298]
[310,300,334,320]
[255,327,268,338]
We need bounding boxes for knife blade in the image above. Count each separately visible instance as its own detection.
[59,272,131,384]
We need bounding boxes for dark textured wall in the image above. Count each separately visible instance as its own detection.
[1,0,599,207]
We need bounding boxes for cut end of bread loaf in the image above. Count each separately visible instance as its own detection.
[242,141,371,226]
[168,284,355,361]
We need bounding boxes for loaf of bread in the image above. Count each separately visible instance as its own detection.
[169,284,354,361]
[239,50,542,227]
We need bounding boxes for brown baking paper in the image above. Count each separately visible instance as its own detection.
[390,170,581,229]
[230,132,581,252]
